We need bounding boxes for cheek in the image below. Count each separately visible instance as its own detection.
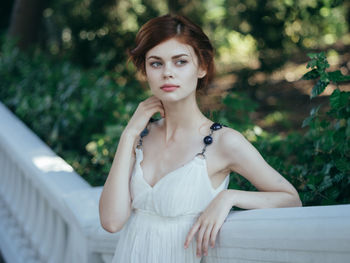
[145,68,158,83]
[181,68,199,84]
[145,72,162,93]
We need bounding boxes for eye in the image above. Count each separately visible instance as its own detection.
[149,61,162,68]
[175,59,187,66]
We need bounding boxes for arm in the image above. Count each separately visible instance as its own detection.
[98,131,137,233]
[220,129,302,209]
[99,95,165,233]
[184,128,301,257]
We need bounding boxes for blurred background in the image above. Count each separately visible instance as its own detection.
[0,0,349,206]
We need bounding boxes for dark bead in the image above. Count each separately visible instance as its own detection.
[203,135,213,145]
[210,122,222,131]
[140,128,149,137]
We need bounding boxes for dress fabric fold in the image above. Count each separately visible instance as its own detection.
[111,147,230,263]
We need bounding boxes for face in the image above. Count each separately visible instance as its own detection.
[145,38,206,101]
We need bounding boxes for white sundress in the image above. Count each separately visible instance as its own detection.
[111,121,230,263]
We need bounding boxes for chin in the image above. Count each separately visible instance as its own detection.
[152,89,195,103]
[158,96,181,103]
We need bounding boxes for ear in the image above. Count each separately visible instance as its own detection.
[197,67,207,79]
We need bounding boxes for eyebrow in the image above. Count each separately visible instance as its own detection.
[146,54,189,60]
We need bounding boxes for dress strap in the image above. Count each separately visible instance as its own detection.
[136,119,227,158]
[196,122,226,158]
[136,118,158,149]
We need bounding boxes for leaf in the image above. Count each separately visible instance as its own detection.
[319,175,332,192]
[328,70,350,83]
[302,105,321,128]
[335,159,349,172]
[330,89,350,109]
[318,56,330,71]
[311,79,329,99]
[302,115,313,128]
[310,105,321,115]
[307,184,316,191]
[346,119,350,137]
[325,187,340,201]
[317,51,327,61]
[307,53,318,59]
[333,173,344,183]
[301,69,319,80]
[306,60,317,69]
[320,72,329,82]
[330,89,341,108]
[321,163,333,174]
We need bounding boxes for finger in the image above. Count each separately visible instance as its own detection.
[145,95,159,103]
[209,223,220,248]
[152,105,165,118]
[196,224,206,257]
[143,100,163,108]
[156,104,165,116]
[202,224,212,256]
[184,222,200,248]
[144,101,164,112]
[143,103,165,117]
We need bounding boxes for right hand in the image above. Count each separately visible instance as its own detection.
[123,96,165,138]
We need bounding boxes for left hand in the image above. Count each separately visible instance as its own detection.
[184,190,232,257]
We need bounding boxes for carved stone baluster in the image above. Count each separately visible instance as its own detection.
[2,156,15,206]
[40,203,55,261]
[10,166,23,223]
[31,196,47,260]
[23,182,37,237]
[0,150,9,198]
[49,214,67,263]
[17,175,29,227]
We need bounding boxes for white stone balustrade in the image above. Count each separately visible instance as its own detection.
[0,102,119,263]
[1,101,350,263]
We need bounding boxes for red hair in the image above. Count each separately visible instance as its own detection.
[128,14,215,92]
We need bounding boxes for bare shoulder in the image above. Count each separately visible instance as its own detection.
[217,126,249,153]
[215,126,255,168]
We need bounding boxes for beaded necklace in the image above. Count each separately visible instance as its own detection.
[137,118,226,158]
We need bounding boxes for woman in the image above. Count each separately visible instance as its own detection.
[99,14,302,262]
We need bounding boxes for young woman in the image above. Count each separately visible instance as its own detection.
[99,14,302,262]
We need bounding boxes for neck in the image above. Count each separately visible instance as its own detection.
[159,92,210,145]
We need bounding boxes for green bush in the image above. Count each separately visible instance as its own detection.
[0,36,147,186]
[294,52,350,205]
[217,51,349,206]
[1,34,349,205]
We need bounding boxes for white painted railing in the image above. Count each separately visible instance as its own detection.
[0,102,119,263]
[1,101,350,263]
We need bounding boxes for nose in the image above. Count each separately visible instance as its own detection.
[163,63,174,79]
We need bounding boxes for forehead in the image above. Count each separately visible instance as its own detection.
[146,38,197,60]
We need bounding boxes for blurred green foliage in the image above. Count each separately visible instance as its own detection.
[2,34,348,205]
[3,0,346,74]
[218,52,350,206]
[0,0,349,205]
[219,0,348,72]
[302,51,350,98]
[0,36,148,186]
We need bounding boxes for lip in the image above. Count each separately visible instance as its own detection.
[160,84,179,92]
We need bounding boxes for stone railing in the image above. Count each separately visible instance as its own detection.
[0,102,118,263]
[1,101,350,263]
